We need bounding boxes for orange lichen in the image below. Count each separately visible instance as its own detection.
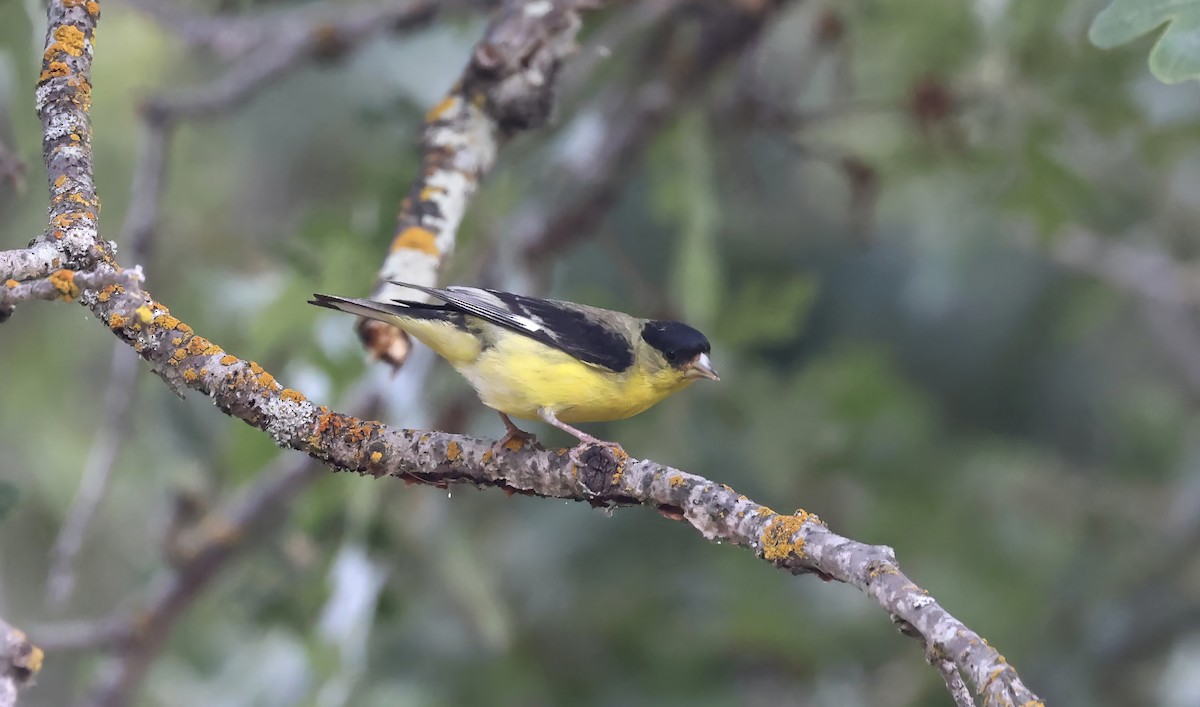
[85,0,100,15]
[108,313,126,329]
[48,269,78,300]
[39,61,70,81]
[759,511,817,562]
[370,451,383,464]
[502,437,525,452]
[48,25,86,58]
[390,225,440,256]
[280,389,306,403]
[219,355,238,365]
[4,280,17,289]
[446,441,462,461]
[341,420,378,444]
[314,409,339,437]
[668,474,685,488]
[152,314,182,330]
[171,337,182,346]
[184,336,222,358]
[481,449,494,463]
[182,369,198,382]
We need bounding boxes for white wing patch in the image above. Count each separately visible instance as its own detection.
[388,281,636,372]
[445,286,544,332]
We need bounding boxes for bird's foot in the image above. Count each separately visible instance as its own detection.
[496,413,540,451]
[498,427,539,451]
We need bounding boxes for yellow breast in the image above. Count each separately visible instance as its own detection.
[455,331,691,423]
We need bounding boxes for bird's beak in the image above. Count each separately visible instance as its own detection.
[686,352,720,381]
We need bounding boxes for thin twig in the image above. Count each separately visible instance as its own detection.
[46,347,140,606]
[930,653,976,707]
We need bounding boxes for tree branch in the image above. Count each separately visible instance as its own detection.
[0,266,141,314]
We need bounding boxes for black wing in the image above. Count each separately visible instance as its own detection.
[388,281,635,372]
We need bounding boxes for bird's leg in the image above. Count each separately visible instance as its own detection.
[537,408,626,467]
[497,412,538,449]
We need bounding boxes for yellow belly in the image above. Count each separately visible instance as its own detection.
[455,333,688,423]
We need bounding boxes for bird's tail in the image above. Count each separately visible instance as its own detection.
[308,293,457,324]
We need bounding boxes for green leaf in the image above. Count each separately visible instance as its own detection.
[0,480,19,525]
[1090,0,1200,83]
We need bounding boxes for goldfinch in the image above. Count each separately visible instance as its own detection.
[310,282,719,461]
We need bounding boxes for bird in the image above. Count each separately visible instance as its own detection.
[310,281,719,463]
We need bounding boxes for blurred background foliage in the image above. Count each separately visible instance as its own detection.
[2,0,1200,705]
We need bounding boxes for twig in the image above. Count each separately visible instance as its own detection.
[0,266,142,313]
[357,0,602,368]
[930,651,976,707]
[0,245,70,283]
[45,346,140,606]
[0,618,42,707]
[34,0,110,269]
[120,119,168,264]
